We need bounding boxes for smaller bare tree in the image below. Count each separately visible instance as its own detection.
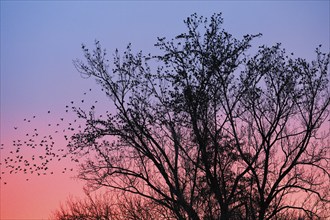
[50,190,163,220]
[50,191,116,220]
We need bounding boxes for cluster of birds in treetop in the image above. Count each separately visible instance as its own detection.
[0,88,106,185]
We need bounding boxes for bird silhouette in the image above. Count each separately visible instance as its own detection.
[1,93,93,185]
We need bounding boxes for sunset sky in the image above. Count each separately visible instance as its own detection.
[1,1,329,219]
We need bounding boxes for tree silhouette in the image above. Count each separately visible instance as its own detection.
[2,13,330,219]
[69,13,330,219]
[51,190,180,220]
[51,192,116,220]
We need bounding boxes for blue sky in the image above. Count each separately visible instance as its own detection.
[1,1,329,124]
[1,1,329,219]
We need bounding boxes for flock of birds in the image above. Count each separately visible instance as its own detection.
[0,88,106,185]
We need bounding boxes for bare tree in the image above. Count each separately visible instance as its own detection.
[50,190,161,220]
[69,13,330,219]
[50,191,116,220]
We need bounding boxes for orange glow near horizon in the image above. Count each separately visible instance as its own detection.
[1,170,84,219]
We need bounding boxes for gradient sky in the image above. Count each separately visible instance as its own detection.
[1,1,329,219]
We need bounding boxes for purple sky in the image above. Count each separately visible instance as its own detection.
[1,1,329,219]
